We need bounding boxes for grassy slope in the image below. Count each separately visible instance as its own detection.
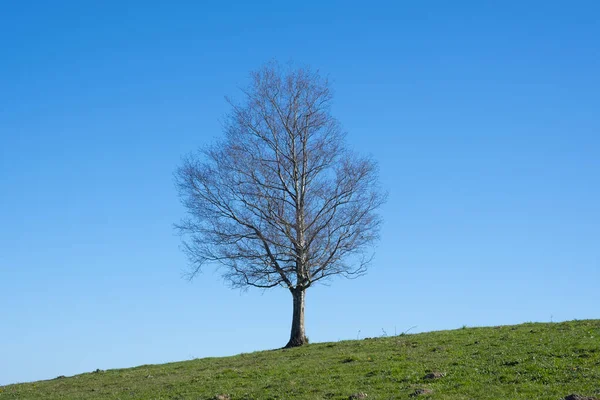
[1,320,599,400]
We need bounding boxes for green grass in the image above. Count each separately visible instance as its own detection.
[2,320,599,399]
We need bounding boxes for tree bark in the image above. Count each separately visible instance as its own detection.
[285,288,307,348]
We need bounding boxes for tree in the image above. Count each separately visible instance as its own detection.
[175,62,386,348]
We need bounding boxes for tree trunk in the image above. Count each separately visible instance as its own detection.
[285,288,307,348]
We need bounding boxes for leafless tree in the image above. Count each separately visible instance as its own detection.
[175,62,386,348]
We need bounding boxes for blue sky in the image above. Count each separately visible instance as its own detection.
[1,0,598,386]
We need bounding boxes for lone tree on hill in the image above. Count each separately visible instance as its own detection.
[175,62,386,348]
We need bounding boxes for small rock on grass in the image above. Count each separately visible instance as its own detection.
[563,395,599,400]
[349,393,368,399]
[410,388,433,397]
[213,395,231,400]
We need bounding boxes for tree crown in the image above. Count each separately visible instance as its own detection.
[176,62,386,291]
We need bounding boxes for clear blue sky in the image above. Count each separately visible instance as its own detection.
[1,0,598,386]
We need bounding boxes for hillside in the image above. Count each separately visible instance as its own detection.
[1,320,599,399]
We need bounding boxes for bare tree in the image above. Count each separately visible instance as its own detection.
[175,62,386,348]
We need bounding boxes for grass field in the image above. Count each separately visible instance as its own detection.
[1,319,598,399]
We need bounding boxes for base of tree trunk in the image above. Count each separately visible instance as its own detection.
[284,335,308,348]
